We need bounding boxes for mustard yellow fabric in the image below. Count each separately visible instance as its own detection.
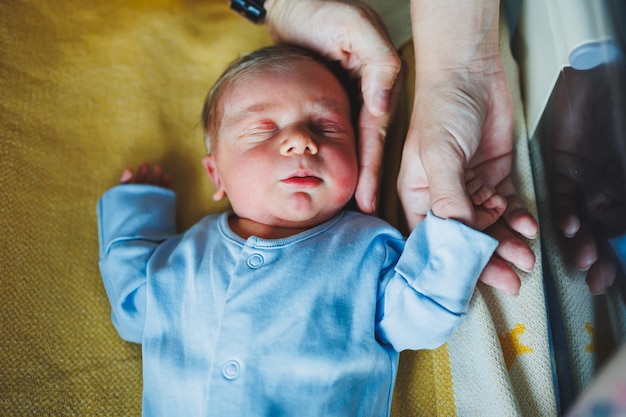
[0,1,270,414]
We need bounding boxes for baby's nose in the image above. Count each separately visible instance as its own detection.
[280,127,319,156]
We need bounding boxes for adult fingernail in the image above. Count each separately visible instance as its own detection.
[370,198,377,214]
[373,89,389,115]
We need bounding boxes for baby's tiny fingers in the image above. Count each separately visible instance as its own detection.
[150,164,164,184]
[465,177,482,196]
[464,169,476,182]
[151,164,172,187]
[470,184,497,206]
[483,194,507,211]
[120,168,134,184]
[159,172,172,188]
[135,163,150,183]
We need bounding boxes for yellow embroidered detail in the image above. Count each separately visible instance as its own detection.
[499,323,533,369]
[585,322,594,353]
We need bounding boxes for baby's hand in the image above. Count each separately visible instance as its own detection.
[465,170,507,231]
[119,162,171,188]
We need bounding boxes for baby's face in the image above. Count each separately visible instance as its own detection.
[206,59,358,230]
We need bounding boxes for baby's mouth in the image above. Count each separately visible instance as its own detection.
[281,173,323,188]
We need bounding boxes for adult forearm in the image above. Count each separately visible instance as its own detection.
[411,0,501,75]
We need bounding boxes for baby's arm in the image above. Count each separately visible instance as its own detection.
[376,174,502,351]
[97,163,176,343]
[464,170,507,231]
[376,210,499,351]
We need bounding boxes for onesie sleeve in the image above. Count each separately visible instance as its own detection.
[97,184,177,343]
[376,211,498,352]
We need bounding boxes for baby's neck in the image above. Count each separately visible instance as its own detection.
[228,216,312,240]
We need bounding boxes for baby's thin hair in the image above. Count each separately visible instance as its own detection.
[201,44,357,153]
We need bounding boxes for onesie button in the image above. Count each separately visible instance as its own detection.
[222,360,241,380]
[247,253,264,268]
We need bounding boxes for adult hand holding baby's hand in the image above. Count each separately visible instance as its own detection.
[120,163,171,188]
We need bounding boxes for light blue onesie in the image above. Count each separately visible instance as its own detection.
[97,184,497,417]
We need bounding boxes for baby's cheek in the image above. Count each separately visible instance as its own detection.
[333,175,358,205]
[326,150,358,204]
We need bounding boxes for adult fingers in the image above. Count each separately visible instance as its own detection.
[355,62,406,213]
[478,255,522,296]
[397,138,471,229]
[421,142,474,226]
[485,222,536,273]
[496,176,539,239]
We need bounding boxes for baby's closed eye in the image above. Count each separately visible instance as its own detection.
[309,117,351,138]
[240,121,279,138]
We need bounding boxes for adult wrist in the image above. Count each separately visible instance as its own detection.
[411,0,501,74]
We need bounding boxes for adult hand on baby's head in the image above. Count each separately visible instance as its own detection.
[120,163,172,188]
[265,0,404,213]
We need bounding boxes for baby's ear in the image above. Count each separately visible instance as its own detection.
[202,154,226,201]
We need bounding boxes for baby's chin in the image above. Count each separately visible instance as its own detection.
[231,193,353,236]
[229,210,340,240]
[270,211,338,230]
[264,202,345,226]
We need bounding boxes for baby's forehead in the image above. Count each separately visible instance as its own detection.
[222,59,348,103]
[235,57,333,84]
